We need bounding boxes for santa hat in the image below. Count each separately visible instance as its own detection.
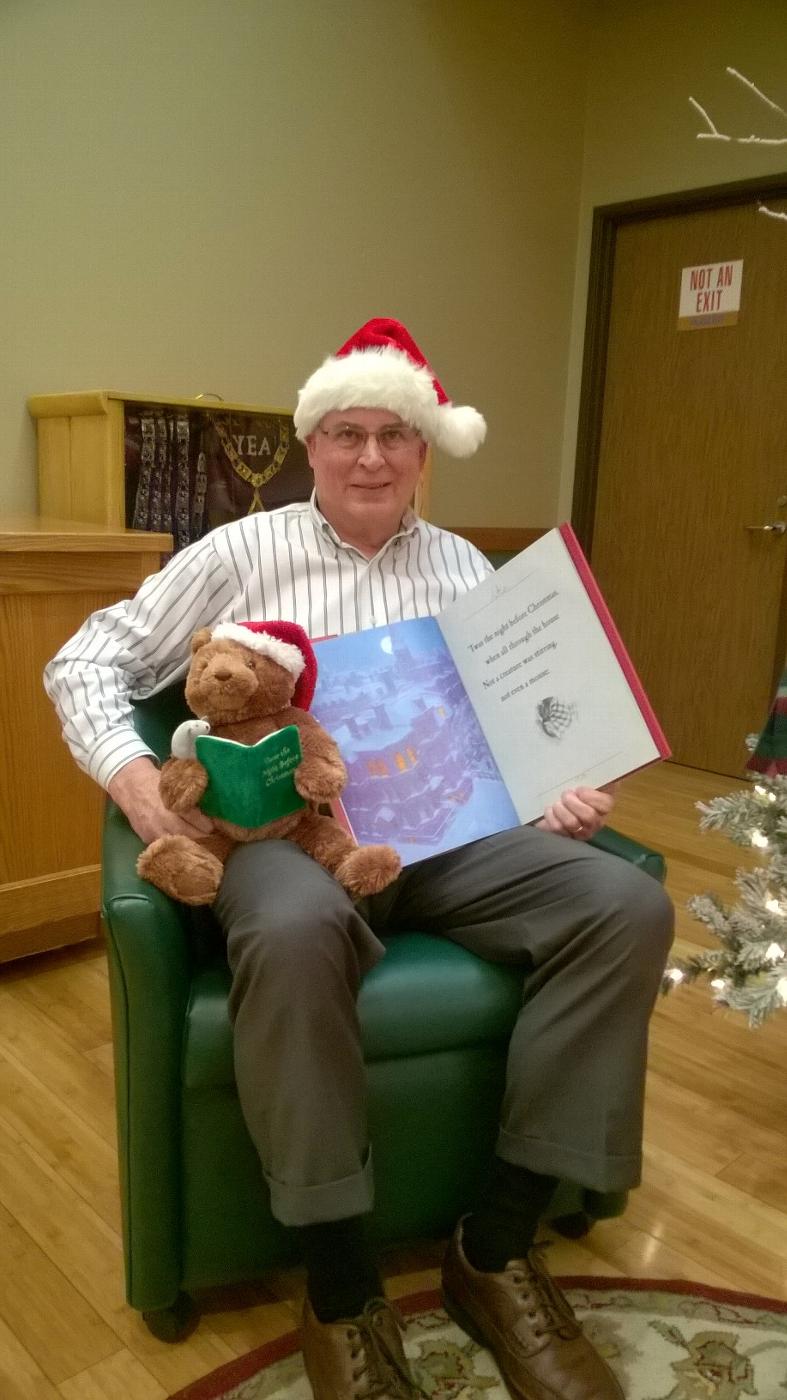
[293,317,486,458]
[210,620,318,710]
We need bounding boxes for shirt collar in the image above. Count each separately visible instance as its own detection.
[308,491,419,553]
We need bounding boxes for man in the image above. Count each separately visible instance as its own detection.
[46,318,673,1400]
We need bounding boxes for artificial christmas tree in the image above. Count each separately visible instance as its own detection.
[663,674,787,1025]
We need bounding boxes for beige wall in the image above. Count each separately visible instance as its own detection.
[559,0,787,517]
[2,0,591,527]
[6,1,784,533]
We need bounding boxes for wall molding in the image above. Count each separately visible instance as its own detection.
[444,526,546,553]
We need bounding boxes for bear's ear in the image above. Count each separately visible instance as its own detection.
[191,627,213,653]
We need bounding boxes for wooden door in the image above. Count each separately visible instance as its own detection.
[589,196,787,777]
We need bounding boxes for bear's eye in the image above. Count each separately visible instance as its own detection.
[245,658,255,670]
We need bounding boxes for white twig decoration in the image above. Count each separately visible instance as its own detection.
[689,96,731,142]
[689,67,787,146]
[690,68,787,224]
[728,67,787,120]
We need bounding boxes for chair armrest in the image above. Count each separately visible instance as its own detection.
[102,801,194,1311]
[102,802,195,975]
[589,824,666,883]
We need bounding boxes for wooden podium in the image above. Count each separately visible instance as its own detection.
[27,390,314,530]
[0,517,171,962]
[27,389,430,529]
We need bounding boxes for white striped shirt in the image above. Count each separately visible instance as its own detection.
[44,495,492,790]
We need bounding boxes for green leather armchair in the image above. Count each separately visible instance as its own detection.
[102,682,666,1340]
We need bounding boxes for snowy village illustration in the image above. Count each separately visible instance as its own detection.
[311,619,519,865]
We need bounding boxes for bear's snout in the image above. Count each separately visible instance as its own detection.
[202,655,257,705]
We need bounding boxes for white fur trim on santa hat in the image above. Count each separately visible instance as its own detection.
[293,346,486,458]
[211,623,306,677]
[433,402,487,458]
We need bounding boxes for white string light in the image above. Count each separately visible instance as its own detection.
[765,942,785,962]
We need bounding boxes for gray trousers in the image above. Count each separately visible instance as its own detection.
[214,826,674,1227]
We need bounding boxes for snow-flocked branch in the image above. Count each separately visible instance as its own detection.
[690,67,787,145]
[690,68,787,224]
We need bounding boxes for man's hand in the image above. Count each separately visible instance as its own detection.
[107,756,214,845]
[536,783,617,841]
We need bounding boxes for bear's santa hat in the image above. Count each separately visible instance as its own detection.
[293,316,486,458]
[211,620,317,710]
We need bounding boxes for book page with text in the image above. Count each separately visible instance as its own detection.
[437,527,666,823]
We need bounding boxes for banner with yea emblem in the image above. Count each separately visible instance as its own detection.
[125,406,313,552]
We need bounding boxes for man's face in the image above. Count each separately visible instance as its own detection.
[306,407,427,555]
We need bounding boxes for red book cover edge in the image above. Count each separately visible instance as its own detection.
[558,522,671,761]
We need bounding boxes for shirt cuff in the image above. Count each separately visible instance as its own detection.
[90,733,160,791]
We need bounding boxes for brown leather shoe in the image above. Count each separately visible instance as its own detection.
[302,1297,422,1400]
[442,1220,624,1400]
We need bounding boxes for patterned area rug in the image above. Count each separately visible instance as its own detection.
[170,1279,787,1400]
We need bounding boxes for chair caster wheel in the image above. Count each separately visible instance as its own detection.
[551,1211,592,1240]
[142,1292,200,1342]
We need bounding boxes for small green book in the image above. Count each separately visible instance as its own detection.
[195,725,307,827]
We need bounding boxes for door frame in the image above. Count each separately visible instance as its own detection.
[571,170,787,554]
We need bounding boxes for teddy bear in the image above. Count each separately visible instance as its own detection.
[136,620,402,906]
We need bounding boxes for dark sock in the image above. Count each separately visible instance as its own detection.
[300,1216,384,1323]
[461,1157,558,1272]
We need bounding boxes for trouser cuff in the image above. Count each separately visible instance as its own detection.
[267,1151,375,1227]
[496,1126,641,1194]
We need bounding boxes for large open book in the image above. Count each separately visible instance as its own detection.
[310,523,669,866]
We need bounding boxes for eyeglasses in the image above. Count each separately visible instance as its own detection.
[317,422,422,458]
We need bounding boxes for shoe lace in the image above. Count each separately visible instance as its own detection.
[346,1304,426,1400]
[508,1246,581,1342]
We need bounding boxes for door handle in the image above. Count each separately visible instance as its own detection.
[745,521,787,534]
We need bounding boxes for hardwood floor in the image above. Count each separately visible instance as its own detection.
[1,762,786,1398]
